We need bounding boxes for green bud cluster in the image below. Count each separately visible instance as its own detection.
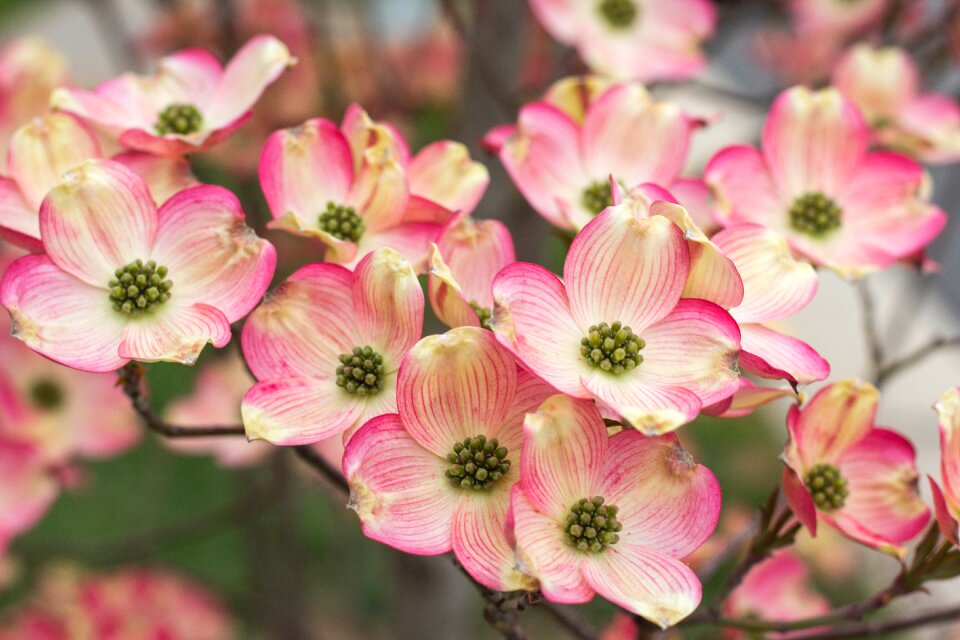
[29,379,64,410]
[597,0,638,28]
[565,496,622,552]
[469,301,493,331]
[446,435,510,490]
[155,103,204,135]
[318,202,365,243]
[581,179,614,216]
[581,321,644,374]
[788,192,843,238]
[109,259,172,316]
[805,463,849,511]
[336,346,385,396]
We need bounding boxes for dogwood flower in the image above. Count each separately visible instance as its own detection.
[241,248,422,445]
[343,326,552,591]
[705,86,946,278]
[51,35,294,156]
[0,159,275,372]
[492,206,740,434]
[511,394,720,626]
[428,217,515,330]
[930,387,960,545]
[833,44,960,164]
[527,0,716,82]
[259,113,453,271]
[781,380,930,556]
[486,78,702,231]
[0,113,195,251]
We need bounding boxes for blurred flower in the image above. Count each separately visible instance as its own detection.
[723,550,830,639]
[0,38,69,152]
[52,36,294,156]
[0,566,233,640]
[0,160,275,372]
[164,350,269,468]
[428,217,515,330]
[511,394,720,627]
[833,43,960,164]
[753,28,847,85]
[0,113,195,251]
[486,77,703,231]
[781,380,930,556]
[930,387,960,545]
[789,0,887,37]
[492,207,740,435]
[241,248,422,445]
[344,327,551,591]
[705,86,946,279]
[527,0,716,82]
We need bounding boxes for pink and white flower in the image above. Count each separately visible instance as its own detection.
[527,0,716,82]
[51,35,294,157]
[781,380,930,556]
[492,205,740,435]
[0,159,275,372]
[723,551,830,639]
[930,387,960,545]
[428,216,515,330]
[343,326,552,591]
[706,86,946,279]
[259,111,453,271]
[511,394,720,626]
[833,44,960,164]
[241,248,422,445]
[0,112,196,251]
[486,78,703,231]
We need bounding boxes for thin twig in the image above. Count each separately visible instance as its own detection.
[292,445,349,494]
[538,602,599,640]
[696,521,758,584]
[785,603,960,639]
[876,335,960,388]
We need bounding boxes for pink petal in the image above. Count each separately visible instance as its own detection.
[258,118,354,229]
[116,115,250,157]
[725,550,830,624]
[39,160,157,288]
[491,262,589,397]
[497,101,586,230]
[929,478,959,546]
[582,84,691,186]
[111,152,197,205]
[8,113,101,210]
[437,216,515,309]
[712,224,818,323]
[520,394,607,516]
[739,323,829,385]
[50,85,143,133]
[582,373,702,436]
[703,378,796,418]
[704,145,784,229]
[428,245,482,330]
[831,44,918,124]
[566,209,688,333]
[352,248,424,363]
[495,369,557,455]
[0,176,41,250]
[397,327,517,457]
[343,413,456,555]
[352,222,442,273]
[789,380,878,469]
[453,491,537,591]
[401,195,455,225]
[581,545,701,628]
[782,465,818,536]
[668,177,717,235]
[599,430,720,558]
[242,375,364,445]
[347,141,409,235]
[936,388,960,514]
[898,93,960,164]
[0,254,126,372]
[153,48,224,106]
[408,141,489,216]
[241,263,356,380]
[340,103,410,175]
[118,302,230,365]
[204,35,294,128]
[511,485,593,603]
[149,185,276,322]
[762,87,869,197]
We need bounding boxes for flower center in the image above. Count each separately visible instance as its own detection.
[445,435,511,490]
[469,301,493,331]
[109,259,173,317]
[788,192,842,238]
[581,180,614,216]
[597,0,638,28]
[804,463,849,511]
[155,103,203,135]
[580,321,644,374]
[318,202,365,243]
[335,346,385,396]
[565,496,622,552]
[29,379,64,410]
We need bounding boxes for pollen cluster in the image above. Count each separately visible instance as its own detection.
[597,0,638,28]
[445,435,510,490]
[565,496,622,552]
[804,463,849,511]
[788,192,843,238]
[109,259,172,316]
[581,180,614,216]
[318,202,365,243]
[155,103,204,135]
[336,346,385,396]
[581,321,644,374]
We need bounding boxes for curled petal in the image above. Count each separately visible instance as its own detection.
[118,302,230,365]
[453,491,537,591]
[398,327,517,457]
[242,375,363,445]
[739,323,829,386]
[352,248,423,363]
[788,380,878,469]
[343,414,456,555]
[782,465,818,536]
[936,387,960,514]
[205,35,295,128]
[349,144,408,234]
[341,103,410,175]
[437,217,515,309]
[0,177,41,250]
[703,378,796,418]
[929,478,959,546]
[428,244,481,329]
[409,141,489,216]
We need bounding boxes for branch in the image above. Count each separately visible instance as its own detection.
[785,603,960,639]
[538,602,599,640]
[876,335,960,388]
[856,279,884,382]
[292,445,349,494]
